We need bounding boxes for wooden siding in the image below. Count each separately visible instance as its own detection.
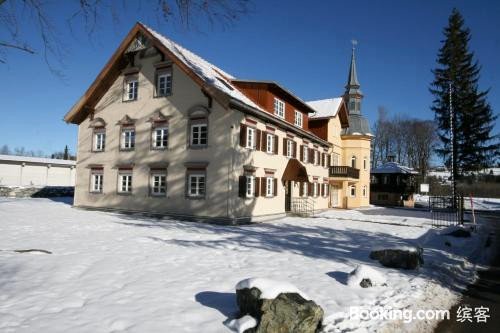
[308,118,329,140]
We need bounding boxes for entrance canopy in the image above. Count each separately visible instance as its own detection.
[281,158,309,183]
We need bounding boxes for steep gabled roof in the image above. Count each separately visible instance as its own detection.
[306,97,349,128]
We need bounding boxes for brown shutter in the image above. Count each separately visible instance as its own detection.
[240,124,247,147]
[293,142,297,158]
[273,178,278,196]
[262,132,268,152]
[256,129,261,150]
[308,183,312,196]
[321,183,325,196]
[274,135,278,154]
[327,154,331,167]
[260,177,266,196]
[239,176,246,198]
[322,153,325,167]
[326,184,329,196]
[300,145,304,162]
[255,177,260,197]
[282,138,287,156]
[309,149,314,164]
[299,182,304,196]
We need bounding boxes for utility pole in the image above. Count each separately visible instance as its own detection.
[449,82,457,206]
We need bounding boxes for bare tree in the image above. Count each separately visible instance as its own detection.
[0,144,11,155]
[0,0,251,73]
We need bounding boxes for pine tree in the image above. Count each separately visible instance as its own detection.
[430,8,498,175]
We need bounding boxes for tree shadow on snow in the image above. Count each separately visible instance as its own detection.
[326,271,349,285]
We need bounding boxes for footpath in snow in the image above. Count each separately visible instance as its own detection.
[0,198,492,333]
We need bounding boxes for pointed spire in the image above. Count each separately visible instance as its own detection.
[346,40,360,88]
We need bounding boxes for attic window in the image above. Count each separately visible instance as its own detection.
[216,77,234,91]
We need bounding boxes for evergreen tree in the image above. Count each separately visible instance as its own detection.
[430,8,498,175]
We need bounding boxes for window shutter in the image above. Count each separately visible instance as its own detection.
[327,154,331,167]
[309,149,314,163]
[321,184,325,196]
[282,138,287,155]
[240,124,247,147]
[299,182,304,196]
[293,142,297,158]
[308,183,312,196]
[260,177,266,196]
[238,176,246,198]
[300,145,304,162]
[255,177,260,197]
[273,178,278,196]
[321,154,325,167]
[262,132,268,152]
[326,184,329,196]
[256,129,262,150]
[274,135,278,154]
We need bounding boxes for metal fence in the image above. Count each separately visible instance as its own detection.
[429,195,464,227]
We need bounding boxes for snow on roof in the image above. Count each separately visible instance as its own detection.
[371,162,418,174]
[235,278,309,300]
[142,24,263,112]
[0,154,76,166]
[306,97,343,119]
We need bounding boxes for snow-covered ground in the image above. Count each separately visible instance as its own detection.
[0,198,491,333]
[415,194,500,211]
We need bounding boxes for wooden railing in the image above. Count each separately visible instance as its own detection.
[329,166,360,179]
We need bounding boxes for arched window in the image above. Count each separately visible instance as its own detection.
[351,155,357,168]
[349,185,356,197]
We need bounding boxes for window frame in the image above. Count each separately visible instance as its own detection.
[150,172,167,196]
[274,98,285,119]
[362,185,367,198]
[188,173,206,198]
[294,110,303,128]
[266,133,274,154]
[152,125,169,149]
[302,182,308,197]
[303,146,309,163]
[351,155,357,168]
[155,67,173,97]
[313,182,318,197]
[90,170,103,193]
[286,139,293,158]
[246,175,255,198]
[123,76,138,102]
[190,123,208,147]
[93,130,106,152]
[246,126,255,149]
[120,127,135,151]
[118,172,133,194]
[265,177,274,197]
[349,185,356,198]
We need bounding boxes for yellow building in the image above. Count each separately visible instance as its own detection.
[307,46,372,208]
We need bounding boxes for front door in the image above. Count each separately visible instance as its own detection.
[331,186,339,207]
[285,181,292,212]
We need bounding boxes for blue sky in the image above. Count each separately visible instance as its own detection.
[0,0,498,157]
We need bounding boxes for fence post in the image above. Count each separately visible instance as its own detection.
[460,195,464,224]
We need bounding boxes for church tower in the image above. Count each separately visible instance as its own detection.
[342,41,371,136]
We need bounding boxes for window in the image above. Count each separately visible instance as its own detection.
[152,126,168,149]
[302,182,308,197]
[349,185,356,197]
[188,174,205,198]
[286,140,293,158]
[313,150,319,165]
[118,173,132,193]
[363,158,367,170]
[294,110,303,128]
[349,100,355,112]
[156,68,172,96]
[246,176,255,197]
[151,173,166,196]
[124,78,138,101]
[191,124,208,146]
[274,98,285,118]
[94,132,106,151]
[266,134,274,154]
[303,146,309,163]
[313,183,318,197]
[323,183,328,197]
[90,171,103,193]
[332,153,340,166]
[121,128,135,150]
[362,185,367,198]
[266,177,274,197]
[351,156,357,168]
[246,127,255,149]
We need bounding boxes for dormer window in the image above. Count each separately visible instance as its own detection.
[274,98,285,119]
[124,76,138,101]
[156,67,172,97]
[294,110,303,128]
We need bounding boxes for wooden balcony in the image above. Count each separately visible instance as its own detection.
[329,166,360,179]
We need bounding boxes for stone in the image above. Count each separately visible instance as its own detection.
[370,247,424,270]
[236,287,323,333]
[359,278,373,288]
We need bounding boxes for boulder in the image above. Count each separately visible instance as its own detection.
[235,278,323,333]
[346,265,387,288]
[370,246,424,270]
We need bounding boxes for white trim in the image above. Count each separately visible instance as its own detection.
[266,177,273,197]
[121,128,135,149]
[266,133,274,154]
[246,127,255,149]
[246,175,254,198]
[191,123,208,146]
[94,132,106,151]
[294,110,303,128]
[90,173,103,193]
[151,173,167,196]
[286,139,293,158]
[152,126,169,148]
[118,173,132,193]
[274,98,285,119]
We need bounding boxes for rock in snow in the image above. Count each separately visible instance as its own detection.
[235,278,323,333]
[370,246,424,270]
[347,265,387,288]
[225,315,258,333]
